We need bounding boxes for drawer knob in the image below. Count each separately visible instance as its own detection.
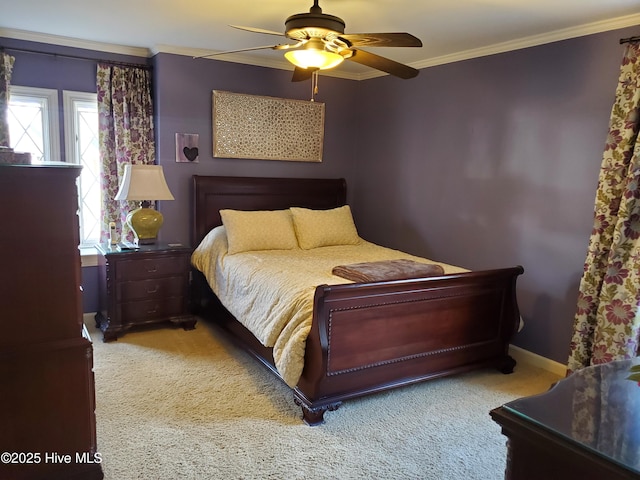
[147,285,159,294]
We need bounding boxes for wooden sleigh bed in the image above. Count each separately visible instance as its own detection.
[191,175,524,425]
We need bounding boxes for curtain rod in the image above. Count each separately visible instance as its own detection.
[620,35,640,45]
[0,45,152,70]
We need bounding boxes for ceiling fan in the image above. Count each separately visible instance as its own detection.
[199,0,423,81]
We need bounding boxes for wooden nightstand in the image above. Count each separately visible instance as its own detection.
[95,243,196,341]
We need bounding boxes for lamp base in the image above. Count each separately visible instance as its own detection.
[135,237,157,246]
[126,206,164,245]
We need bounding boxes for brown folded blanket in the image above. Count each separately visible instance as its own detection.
[332,259,445,283]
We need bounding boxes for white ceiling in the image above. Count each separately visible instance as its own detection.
[1,0,639,79]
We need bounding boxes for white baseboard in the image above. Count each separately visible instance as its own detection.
[509,344,567,377]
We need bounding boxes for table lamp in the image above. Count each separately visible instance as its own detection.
[114,164,174,245]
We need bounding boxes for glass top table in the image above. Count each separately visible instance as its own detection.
[498,358,640,477]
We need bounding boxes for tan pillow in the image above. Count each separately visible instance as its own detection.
[290,205,360,249]
[220,209,298,254]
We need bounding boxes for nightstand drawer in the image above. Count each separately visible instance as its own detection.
[116,256,186,281]
[117,277,185,302]
[119,298,185,323]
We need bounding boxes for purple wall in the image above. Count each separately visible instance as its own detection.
[351,27,636,364]
[3,26,637,364]
[82,267,99,313]
[152,53,360,245]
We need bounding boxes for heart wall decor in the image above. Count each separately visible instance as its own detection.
[175,133,199,163]
[183,146,199,161]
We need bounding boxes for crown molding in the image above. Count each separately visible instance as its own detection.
[2,11,639,81]
[0,27,150,58]
[355,12,640,80]
[409,12,640,72]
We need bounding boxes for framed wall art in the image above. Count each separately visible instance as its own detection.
[212,90,324,162]
[175,133,199,163]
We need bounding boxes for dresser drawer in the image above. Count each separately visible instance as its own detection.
[117,277,185,302]
[115,255,186,281]
[119,297,185,324]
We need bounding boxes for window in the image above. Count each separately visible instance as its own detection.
[64,91,100,247]
[8,87,100,248]
[7,86,59,163]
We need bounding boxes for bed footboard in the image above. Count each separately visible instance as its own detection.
[294,266,524,425]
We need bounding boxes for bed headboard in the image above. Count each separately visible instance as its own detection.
[192,175,347,245]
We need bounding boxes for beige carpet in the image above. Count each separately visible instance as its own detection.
[89,319,560,480]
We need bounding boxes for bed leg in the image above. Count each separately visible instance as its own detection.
[498,355,517,374]
[181,318,198,331]
[294,398,342,426]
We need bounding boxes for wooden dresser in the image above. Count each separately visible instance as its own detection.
[0,164,103,480]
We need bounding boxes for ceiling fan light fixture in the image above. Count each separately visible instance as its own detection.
[224,1,421,80]
[284,39,344,70]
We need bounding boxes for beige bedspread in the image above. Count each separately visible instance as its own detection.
[191,226,467,388]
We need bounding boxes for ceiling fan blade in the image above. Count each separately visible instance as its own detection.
[230,25,285,37]
[347,48,419,79]
[193,44,292,59]
[291,67,316,82]
[339,33,422,48]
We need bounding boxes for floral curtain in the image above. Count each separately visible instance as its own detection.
[567,42,640,374]
[0,52,16,147]
[97,63,155,243]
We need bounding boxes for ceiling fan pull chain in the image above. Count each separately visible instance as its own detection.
[311,70,319,101]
